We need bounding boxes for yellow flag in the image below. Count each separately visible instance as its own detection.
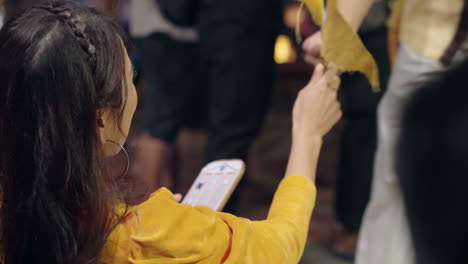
[303,0,325,26]
[304,0,381,91]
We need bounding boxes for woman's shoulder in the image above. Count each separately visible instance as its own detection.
[103,188,232,263]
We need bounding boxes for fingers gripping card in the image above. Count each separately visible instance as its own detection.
[182,159,245,211]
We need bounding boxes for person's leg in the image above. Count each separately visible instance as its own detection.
[334,28,390,255]
[356,45,447,264]
[202,34,276,162]
[135,34,199,191]
[197,0,281,213]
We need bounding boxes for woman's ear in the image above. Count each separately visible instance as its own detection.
[96,108,108,145]
[97,108,122,156]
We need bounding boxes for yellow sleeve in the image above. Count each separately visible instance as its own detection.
[304,0,325,26]
[103,175,316,264]
[220,175,317,264]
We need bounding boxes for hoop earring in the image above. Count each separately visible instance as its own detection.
[106,140,130,177]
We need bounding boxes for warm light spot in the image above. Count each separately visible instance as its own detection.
[274,35,297,64]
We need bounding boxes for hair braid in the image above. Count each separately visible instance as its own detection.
[36,2,97,67]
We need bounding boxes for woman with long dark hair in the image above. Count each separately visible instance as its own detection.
[0,1,136,262]
[0,1,341,263]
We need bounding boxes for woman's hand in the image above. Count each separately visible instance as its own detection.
[292,64,342,139]
[285,64,342,181]
[302,31,323,66]
[174,193,183,203]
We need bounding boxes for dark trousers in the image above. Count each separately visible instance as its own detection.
[137,34,202,143]
[138,1,281,213]
[335,28,390,232]
[197,0,280,163]
[196,0,281,213]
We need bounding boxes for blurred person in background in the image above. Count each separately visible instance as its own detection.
[302,0,468,263]
[134,0,282,213]
[193,0,281,169]
[331,1,391,259]
[129,0,199,191]
[183,0,283,213]
[397,58,468,264]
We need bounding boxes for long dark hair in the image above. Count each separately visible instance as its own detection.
[0,1,129,263]
[397,59,468,264]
